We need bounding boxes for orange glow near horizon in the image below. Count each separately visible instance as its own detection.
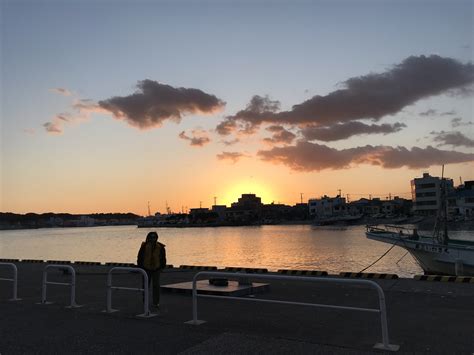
[221,180,276,207]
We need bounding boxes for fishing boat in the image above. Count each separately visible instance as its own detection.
[366,224,474,275]
[366,167,474,276]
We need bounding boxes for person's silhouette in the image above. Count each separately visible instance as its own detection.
[137,231,166,308]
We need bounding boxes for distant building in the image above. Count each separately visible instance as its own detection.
[411,173,453,216]
[227,194,263,223]
[211,205,227,222]
[189,208,217,224]
[308,195,347,217]
[448,180,474,218]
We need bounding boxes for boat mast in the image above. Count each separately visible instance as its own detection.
[433,165,449,244]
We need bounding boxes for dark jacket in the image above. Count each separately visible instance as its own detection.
[137,241,166,271]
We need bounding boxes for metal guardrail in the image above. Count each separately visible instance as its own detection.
[0,262,21,301]
[39,264,81,308]
[185,271,400,352]
[104,267,157,318]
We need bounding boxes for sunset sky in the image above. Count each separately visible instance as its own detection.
[1,0,473,215]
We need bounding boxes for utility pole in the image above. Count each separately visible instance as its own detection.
[338,189,342,197]
[300,193,303,204]
[199,201,202,209]
[346,194,350,203]
[389,193,391,200]
[214,196,217,206]
[147,201,151,217]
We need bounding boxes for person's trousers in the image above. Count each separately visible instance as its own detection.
[143,270,161,305]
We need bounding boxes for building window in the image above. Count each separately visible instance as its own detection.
[419,183,436,188]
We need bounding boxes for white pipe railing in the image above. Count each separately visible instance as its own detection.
[0,262,21,301]
[104,267,157,318]
[39,264,81,308]
[186,271,399,352]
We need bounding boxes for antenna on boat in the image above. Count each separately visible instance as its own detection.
[433,165,449,244]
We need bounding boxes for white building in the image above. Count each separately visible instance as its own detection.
[411,173,453,216]
[308,195,347,217]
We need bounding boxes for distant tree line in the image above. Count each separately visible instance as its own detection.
[0,212,141,230]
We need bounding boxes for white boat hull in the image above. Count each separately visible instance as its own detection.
[366,230,474,276]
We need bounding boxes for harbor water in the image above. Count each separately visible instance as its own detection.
[1,225,472,277]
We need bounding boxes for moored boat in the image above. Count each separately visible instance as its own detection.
[366,166,474,276]
[366,224,474,275]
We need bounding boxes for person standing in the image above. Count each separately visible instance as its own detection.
[137,231,166,308]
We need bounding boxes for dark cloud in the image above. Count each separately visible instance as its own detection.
[178,129,211,147]
[431,131,474,148]
[216,151,250,163]
[419,109,437,116]
[221,55,474,132]
[217,95,280,135]
[257,141,474,171]
[301,122,406,142]
[451,117,473,128]
[56,114,70,122]
[263,125,296,145]
[98,80,225,129]
[43,121,63,134]
[216,119,238,136]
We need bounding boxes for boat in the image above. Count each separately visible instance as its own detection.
[366,167,474,276]
[366,224,474,275]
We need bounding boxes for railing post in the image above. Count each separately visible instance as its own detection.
[142,272,150,317]
[0,262,21,301]
[192,277,198,323]
[38,265,81,308]
[66,267,80,308]
[103,267,156,318]
[106,271,116,313]
[41,268,48,304]
[372,283,399,351]
[185,272,399,351]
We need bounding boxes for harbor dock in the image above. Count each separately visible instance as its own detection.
[1,262,473,354]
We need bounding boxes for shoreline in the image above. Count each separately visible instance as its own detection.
[3,218,474,231]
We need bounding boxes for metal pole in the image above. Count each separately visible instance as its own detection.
[376,285,390,348]
[106,271,112,312]
[186,272,399,350]
[192,277,198,323]
[12,264,18,300]
[41,268,47,304]
[143,272,150,316]
[70,269,76,307]
[0,263,21,301]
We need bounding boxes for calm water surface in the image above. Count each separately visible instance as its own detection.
[1,225,472,277]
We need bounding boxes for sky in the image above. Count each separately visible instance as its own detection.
[1,0,473,215]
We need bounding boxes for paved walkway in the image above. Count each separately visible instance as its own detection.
[1,263,473,354]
